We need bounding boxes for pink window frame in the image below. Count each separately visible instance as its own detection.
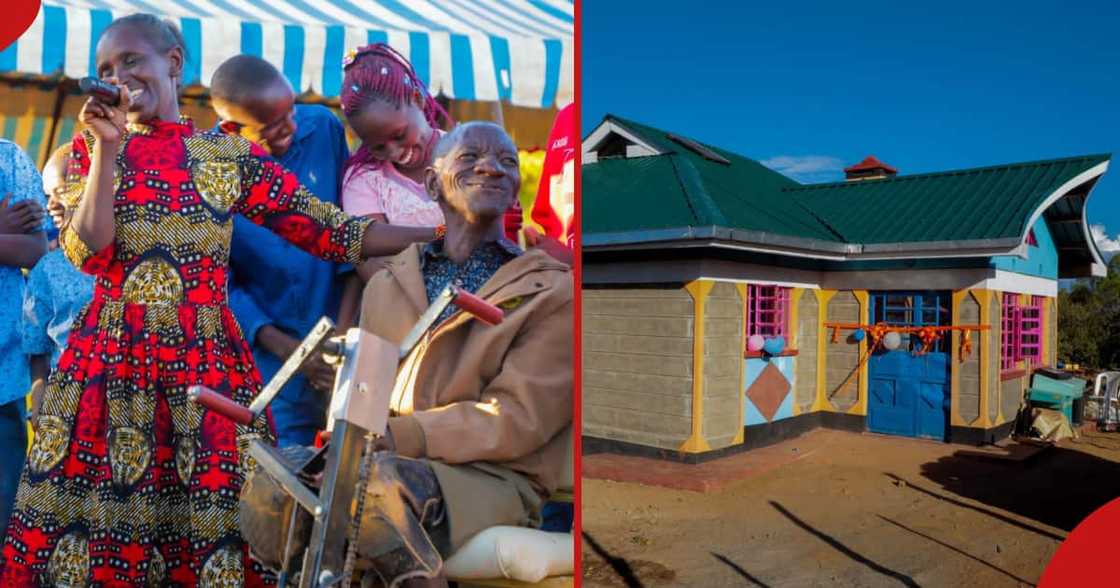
[1020,295,1043,364]
[745,284,790,340]
[1001,293,1019,372]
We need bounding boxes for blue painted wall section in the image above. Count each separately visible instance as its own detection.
[990,219,1059,279]
[744,356,796,426]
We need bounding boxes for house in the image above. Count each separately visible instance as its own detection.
[581,115,1110,461]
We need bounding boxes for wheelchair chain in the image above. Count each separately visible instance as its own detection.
[341,431,378,586]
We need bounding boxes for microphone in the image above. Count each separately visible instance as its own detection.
[78,77,120,106]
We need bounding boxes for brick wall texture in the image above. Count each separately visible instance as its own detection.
[583,286,696,449]
[826,291,861,411]
[958,292,982,424]
[703,283,744,449]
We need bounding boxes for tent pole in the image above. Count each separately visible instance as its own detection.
[491,100,505,127]
[42,81,67,164]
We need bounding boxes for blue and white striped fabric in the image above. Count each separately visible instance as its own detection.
[0,0,573,108]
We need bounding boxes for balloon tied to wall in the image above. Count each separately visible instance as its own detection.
[747,335,786,357]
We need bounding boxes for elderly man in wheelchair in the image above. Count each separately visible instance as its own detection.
[222,121,573,588]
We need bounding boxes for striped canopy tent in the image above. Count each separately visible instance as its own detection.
[4,0,572,106]
[0,0,572,165]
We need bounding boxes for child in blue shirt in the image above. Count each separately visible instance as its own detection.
[0,139,49,538]
[23,147,96,427]
[211,55,351,446]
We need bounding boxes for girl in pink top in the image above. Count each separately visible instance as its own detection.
[341,142,445,227]
[338,43,522,232]
[339,43,450,225]
[335,44,452,330]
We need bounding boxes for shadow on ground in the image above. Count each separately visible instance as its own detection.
[770,501,920,587]
[911,434,1120,533]
[710,552,770,587]
[581,531,676,587]
[582,429,1120,586]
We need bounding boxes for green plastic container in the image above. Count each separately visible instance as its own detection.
[1028,370,1087,424]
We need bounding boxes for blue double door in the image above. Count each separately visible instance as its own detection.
[868,291,951,440]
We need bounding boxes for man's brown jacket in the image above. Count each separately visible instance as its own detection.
[359,243,573,495]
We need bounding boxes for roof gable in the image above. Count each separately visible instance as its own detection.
[583,115,845,244]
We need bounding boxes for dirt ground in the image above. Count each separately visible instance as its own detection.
[581,428,1120,587]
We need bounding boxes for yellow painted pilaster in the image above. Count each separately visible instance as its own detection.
[789,288,804,416]
[950,290,965,427]
[849,291,870,417]
[976,289,992,429]
[813,290,836,412]
[734,282,748,444]
[680,280,714,453]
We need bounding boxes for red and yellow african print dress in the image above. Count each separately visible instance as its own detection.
[0,117,371,587]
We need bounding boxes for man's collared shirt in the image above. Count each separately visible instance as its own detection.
[421,237,522,324]
[227,104,350,424]
[0,139,50,406]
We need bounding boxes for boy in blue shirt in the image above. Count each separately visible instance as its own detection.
[211,55,351,446]
[0,139,49,536]
[23,147,96,428]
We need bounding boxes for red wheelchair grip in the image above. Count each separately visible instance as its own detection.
[187,385,255,425]
[451,288,504,325]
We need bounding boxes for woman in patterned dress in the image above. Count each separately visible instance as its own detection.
[0,14,437,587]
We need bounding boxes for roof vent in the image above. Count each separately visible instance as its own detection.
[844,155,897,181]
[667,133,731,165]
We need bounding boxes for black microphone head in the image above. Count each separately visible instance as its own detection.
[79,76,120,106]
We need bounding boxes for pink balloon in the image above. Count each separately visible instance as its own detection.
[747,334,766,352]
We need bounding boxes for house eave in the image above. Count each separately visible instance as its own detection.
[583,227,1026,262]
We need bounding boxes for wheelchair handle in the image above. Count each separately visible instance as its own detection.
[451,287,503,326]
[187,385,255,426]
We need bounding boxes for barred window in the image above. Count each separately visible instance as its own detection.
[1002,294,1046,372]
[746,284,790,340]
[1001,293,1019,372]
[1020,296,1043,364]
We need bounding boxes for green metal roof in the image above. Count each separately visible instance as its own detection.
[584,115,1111,264]
[789,154,1110,245]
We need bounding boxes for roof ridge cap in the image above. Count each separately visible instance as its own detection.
[667,155,728,226]
[791,198,848,242]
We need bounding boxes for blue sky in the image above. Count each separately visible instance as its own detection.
[583,0,1120,255]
